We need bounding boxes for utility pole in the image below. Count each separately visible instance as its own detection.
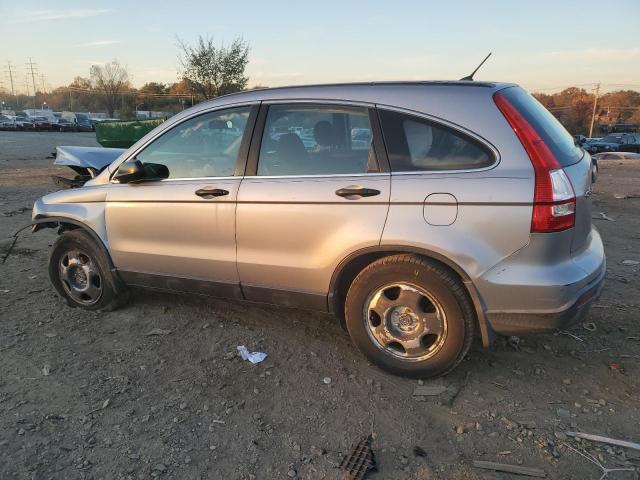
[26,57,39,108]
[24,75,31,97]
[5,61,16,98]
[589,82,600,138]
[39,74,47,95]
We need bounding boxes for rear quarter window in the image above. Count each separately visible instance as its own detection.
[498,87,583,167]
[378,109,494,172]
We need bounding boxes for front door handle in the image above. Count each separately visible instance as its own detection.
[195,188,229,199]
[335,186,381,199]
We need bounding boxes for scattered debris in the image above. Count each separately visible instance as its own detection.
[340,435,376,480]
[236,345,267,364]
[507,335,521,350]
[413,446,428,458]
[565,443,635,479]
[143,328,172,336]
[41,364,51,376]
[582,322,597,332]
[559,330,584,342]
[566,432,640,451]
[472,460,546,478]
[621,259,639,266]
[598,212,615,222]
[86,398,111,415]
[413,384,447,397]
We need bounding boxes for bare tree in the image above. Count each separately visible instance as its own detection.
[90,61,130,117]
[178,36,249,100]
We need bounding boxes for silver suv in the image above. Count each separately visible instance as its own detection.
[31,81,605,377]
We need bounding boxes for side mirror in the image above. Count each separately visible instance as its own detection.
[114,159,145,184]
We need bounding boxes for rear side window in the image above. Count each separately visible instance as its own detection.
[378,109,493,172]
[498,87,583,167]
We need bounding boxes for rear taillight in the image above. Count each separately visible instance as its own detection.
[494,92,575,233]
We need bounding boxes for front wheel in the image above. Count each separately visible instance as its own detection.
[48,229,129,311]
[344,254,475,378]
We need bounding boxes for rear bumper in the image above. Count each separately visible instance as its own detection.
[487,264,605,335]
[476,227,606,336]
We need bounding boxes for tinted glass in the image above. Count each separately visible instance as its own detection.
[499,87,583,167]
[136,106,251,179]
[379,110,493,171]
[257,105,376,176]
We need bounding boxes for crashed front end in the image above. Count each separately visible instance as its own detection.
[51,146,125,189]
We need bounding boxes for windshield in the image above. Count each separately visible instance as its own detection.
[600,135,623,144]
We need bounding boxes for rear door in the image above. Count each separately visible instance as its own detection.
[105,104,257,296]
[235,102,390,309]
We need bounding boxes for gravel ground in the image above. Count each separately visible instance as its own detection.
[0,131,639,479]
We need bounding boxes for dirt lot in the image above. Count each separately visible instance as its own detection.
[0,131,638,480]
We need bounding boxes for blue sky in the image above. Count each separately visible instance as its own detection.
[2,0,639,94]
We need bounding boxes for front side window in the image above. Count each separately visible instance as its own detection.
[135,106,251,179]
[379,109,493,172]
[257,105,377,176]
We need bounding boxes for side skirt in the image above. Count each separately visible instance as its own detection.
[118,271,328,311]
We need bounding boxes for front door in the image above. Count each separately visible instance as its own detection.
[236,102,391,309]
[105,104,257,297]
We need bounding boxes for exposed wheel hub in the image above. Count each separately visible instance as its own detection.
[389,307,420,333]
[59,249,103,305]
[364,283,447,361]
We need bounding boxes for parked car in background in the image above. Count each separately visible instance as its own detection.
[56,118,77,132]
[592,151,640,162]
[75,113,94,132]
[30,81,604,378]
[14,116,35,130]
[0,114,17,130]
[58,112,94,132]
[32,116,53,131]
[584,133,640,154]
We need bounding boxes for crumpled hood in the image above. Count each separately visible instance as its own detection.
[54,146,126,173]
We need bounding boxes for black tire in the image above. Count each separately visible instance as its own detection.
[344,254,475,378]
[48,229,129,311]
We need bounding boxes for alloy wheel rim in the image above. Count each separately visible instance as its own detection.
[59,249,103,305]
[363,283,447,361]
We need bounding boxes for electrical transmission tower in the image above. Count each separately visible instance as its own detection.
[4,61,16,97]
[26,58,39,104]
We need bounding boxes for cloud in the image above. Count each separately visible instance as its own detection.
[80,40,123,47]
[15,9,111,22]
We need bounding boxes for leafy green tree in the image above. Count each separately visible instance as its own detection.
[178,36,249,100]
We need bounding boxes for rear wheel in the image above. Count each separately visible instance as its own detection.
[48,229,129,311]
[344,254,474,378]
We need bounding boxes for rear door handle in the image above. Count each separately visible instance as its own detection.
[195,188,229,199]
[335,186,381,199]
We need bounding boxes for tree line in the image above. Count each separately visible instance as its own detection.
[533,88,640,136]
[2,36,252,118]
[3,36,639,134]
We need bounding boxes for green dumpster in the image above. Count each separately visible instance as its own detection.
[95,118,165,148]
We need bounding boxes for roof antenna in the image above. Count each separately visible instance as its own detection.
[460,52,492,81]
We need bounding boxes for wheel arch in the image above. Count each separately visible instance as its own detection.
[328,245,496,348]
[31,216,121,284]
